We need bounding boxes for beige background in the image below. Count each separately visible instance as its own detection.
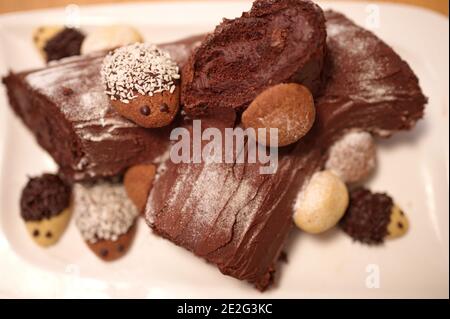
[0,0,448,16]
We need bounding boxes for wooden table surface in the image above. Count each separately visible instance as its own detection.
[0,0,448,16]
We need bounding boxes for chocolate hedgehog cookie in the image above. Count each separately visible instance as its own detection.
[101,43,181,128]
[74,182,138,261]
[33,26,85,62]
[340,187,409,245]
[20,174,72,247]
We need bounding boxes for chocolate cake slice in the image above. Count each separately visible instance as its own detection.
[146,10,426,290]
[182,0,327,116]
[2,36,203,182]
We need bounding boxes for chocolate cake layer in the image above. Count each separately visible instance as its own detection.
[146,11,426,290]
[182,0,327,116]
[2,36,203,182]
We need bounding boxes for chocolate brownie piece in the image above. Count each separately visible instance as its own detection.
[146,10,426,290]
[182,0,327,116]
[2,36,203,182]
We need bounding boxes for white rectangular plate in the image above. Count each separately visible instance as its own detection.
[0,1,448,298]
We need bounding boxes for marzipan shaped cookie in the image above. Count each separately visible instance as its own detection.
[20,174,72,247]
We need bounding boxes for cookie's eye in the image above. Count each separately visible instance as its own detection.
[117,244,125,253]
[99,248,109,257]
[159,103,169,113]
[45,231,52,238]
[33,229,40,237]
[140,105,151,116]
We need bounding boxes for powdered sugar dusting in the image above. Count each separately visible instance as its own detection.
[153,147,171,179]
[160,164,230,243]
[325,15,407,104]
[187,167,226,235]
[25,52,114,123]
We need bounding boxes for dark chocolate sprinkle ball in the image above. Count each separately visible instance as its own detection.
[44,28,85,62]
[159,103,169,113]
[339,187,393,245]
[140,105,151,116]
[20,174,71,221]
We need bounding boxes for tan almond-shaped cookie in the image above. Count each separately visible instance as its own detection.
[124,164,156,214]
[102,43,181,128]
[294,170,349,234]
[81,25,143,54]
[86,222,137,262]
[21,173,72,247]
[242,83,316,147]
[25,207,72,247]
[340,188,410,244]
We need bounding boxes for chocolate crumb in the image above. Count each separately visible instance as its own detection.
[117,244,125,252]
[398,222,403,229]
[140,105,151,116]
[159,103,169,113]
[340,187,393,245]
[62,87,73,96]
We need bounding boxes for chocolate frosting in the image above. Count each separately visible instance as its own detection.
[2,35,204,182]
[182,0,327,115]
[20,173,71,221]
[146,10,426,290]
[340,187,393,245]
